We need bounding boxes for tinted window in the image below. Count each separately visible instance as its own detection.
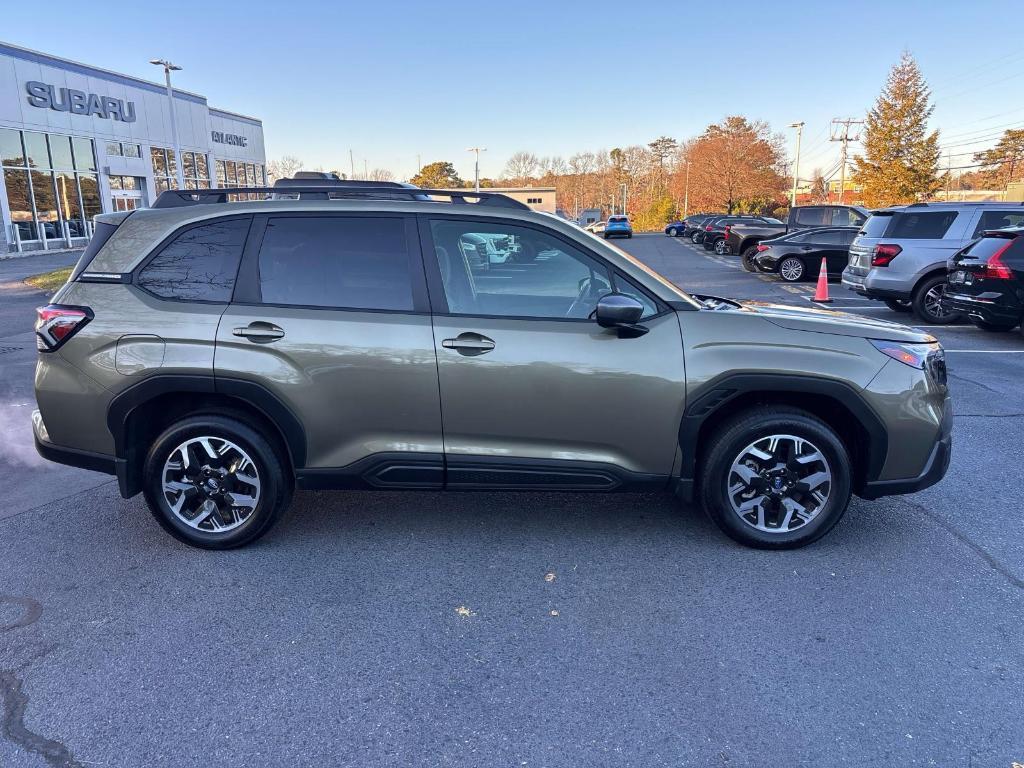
[860,213,895,238]
[962,235,1018,261]
[840,229,858,245]
[70,221,119,280]
[814,230,846,245]
[430,220,612,319]
[783,231,812,244]
[258,216,414,310]
[794,207,830,226]
[972,210,1024,238]
[886,211,958,239]
[138,218,250,301]
[830,208,866,227]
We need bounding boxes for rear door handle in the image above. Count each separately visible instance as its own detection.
[441,332,495,356]
[233,322,285,343]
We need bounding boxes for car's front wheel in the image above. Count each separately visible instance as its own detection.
[667,227,678,237]
[699,408,852,549]
[142,414,292,549]
[714,239,730,255]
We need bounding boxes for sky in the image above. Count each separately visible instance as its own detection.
[4,0,1023,183]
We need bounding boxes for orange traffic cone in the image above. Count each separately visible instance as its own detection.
[811,256,832,303]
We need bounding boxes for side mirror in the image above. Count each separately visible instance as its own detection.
[594,294,648,337]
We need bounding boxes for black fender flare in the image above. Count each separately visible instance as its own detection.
[675,373,888,502]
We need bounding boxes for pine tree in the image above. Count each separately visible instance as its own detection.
[853,52,941,207]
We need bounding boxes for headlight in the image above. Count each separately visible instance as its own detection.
[870,340,946,384]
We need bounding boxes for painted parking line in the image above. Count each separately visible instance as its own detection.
[945,349,1024,353]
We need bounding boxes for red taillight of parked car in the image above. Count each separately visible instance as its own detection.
[35,305,92,352]
[724,225,731,235]
[871,243,902,267]
[705,225,714,231]
[756,244,770,252]
[982,242,1014,280]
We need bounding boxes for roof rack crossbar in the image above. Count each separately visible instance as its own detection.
[152,185,531,210]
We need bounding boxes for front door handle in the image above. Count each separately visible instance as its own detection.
[442,332,495,356]
[233,322,285,343]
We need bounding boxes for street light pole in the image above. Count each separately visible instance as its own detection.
[466,147,486,192]
[683,161,690,219]
[150,59,184,190]
[789,121,804,208]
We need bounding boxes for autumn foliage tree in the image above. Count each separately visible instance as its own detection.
[681,117,787,214]
[853,52,941,206]
[410,161,462,188]
[972,129,1024,190]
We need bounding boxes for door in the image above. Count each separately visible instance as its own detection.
[421,216,687,489]
[808,229,849,276]
[215,213,444,486]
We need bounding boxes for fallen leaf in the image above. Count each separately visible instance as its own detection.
[455,605,475,617]
[544,572,556,583]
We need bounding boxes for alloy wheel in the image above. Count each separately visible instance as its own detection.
[668,227,677,237]
[161,436,261,533]
[715,239,729,255]
[727,434,832,534]
[924,284,948,320]
[780,257,804,282]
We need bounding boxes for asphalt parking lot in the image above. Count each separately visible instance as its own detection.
[2,238,1023,767]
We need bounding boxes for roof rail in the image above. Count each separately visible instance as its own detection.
[152,184,531,210]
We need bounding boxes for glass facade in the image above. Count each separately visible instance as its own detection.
[151,148,211,192]
[215,159,265,200]
[0,127,98,241]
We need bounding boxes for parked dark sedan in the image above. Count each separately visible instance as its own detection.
[753,227,859,282]
[944,226,1024,334]
[665,214,717,238]
[702,216,777,254]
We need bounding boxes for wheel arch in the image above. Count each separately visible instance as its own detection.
[107,375,306,498]
[675,374,887,503]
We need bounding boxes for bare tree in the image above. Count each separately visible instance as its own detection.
[266,155,303,182]
[502,151,540,184]
[368,168,394,182]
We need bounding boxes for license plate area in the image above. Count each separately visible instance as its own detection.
[949,270,973,285]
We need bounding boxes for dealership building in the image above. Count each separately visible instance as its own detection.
[0,41,266,252]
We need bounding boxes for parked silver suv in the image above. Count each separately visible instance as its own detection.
[842,203,1024,323]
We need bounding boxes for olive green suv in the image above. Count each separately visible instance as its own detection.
[33,184,951,550]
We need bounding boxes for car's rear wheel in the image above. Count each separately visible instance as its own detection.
[142,415,292,549]
[779,257,806,282]
[691,232,702,244]
[912,275,962,324]
[699,408,852,549]
[714,239,730,255]
[971,318,1017,332]
[884,299,912,313]
[667,227,678,237]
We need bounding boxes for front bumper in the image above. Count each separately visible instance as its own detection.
[859,399,952,500]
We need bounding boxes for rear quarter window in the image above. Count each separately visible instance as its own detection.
[70,221,119,280]
[886,210,958,239]
[136,217,251,302]
[859,213,895,238]
[962,235,1021,261]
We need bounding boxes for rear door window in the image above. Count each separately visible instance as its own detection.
[137,217,250,302]
[814,230,846,245]
[830,208,867,227]
[971,210,1024,238]
[886,211,958,239]
[257,216,416,311]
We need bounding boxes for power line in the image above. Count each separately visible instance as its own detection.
[830,118,863,204]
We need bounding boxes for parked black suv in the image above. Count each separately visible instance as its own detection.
[944,226,1024,334]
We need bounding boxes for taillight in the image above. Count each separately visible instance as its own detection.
[724,225,731,235]
[35,304,92,352]
[982,241,1014,279]
[756,244,770,252]
[705,225,713,231]
[872,243,902,267]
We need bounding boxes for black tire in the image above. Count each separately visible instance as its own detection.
[740,246,759,272]
[142,414,292,549]
[667,227,678,237]
[884,299,912,313]
[971,318,1017,332]
[691,232,702,244]
[699,407,852,549]
[912,274,963,324]
[627,233,633,238]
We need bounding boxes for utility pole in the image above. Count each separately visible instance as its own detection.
[349,149,355,180]
[466,147,487,192]
[363,158,368,180]
[789,122,804,208]
[830,118,863,205]
[946,150,952,198]
[149,59,184,189]
[682,161,690,218]
[621,183,627,216]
